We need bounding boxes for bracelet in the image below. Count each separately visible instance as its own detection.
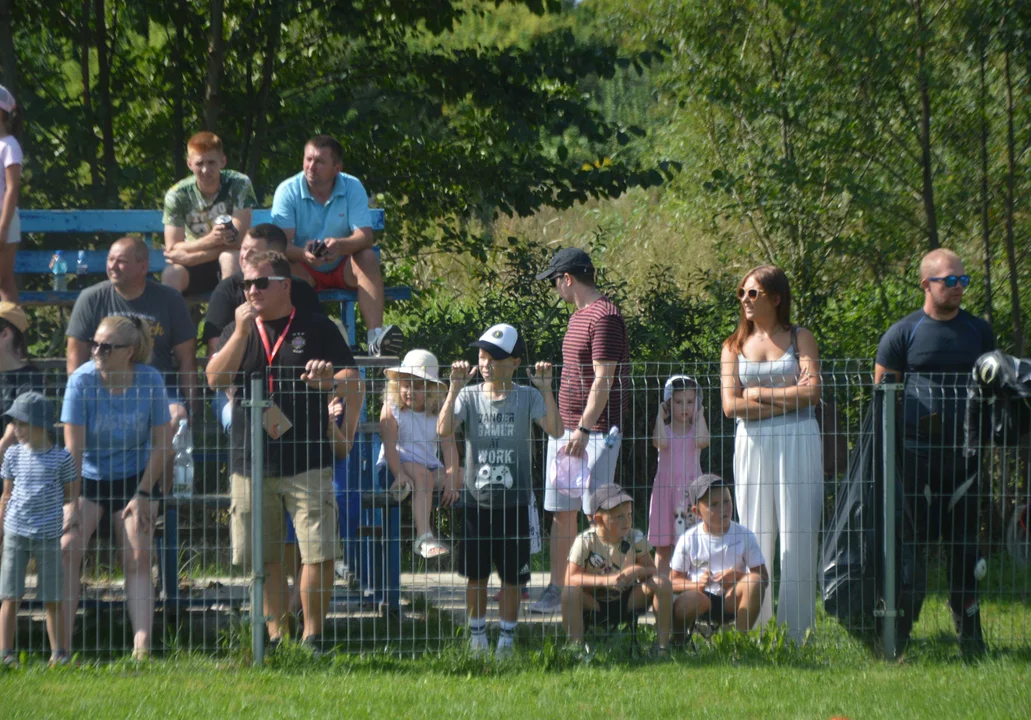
[136,489,151,499]
[577,425,591,435]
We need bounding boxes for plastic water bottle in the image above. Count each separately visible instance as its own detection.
[172,419,194,499]
[51,251,68,291]
[604,426,620,449]
[76,250,88,284]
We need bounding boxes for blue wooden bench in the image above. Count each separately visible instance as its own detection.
[17,208,409,336]
[19,208,408,612]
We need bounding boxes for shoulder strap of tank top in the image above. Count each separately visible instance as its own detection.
[790,325,800,364]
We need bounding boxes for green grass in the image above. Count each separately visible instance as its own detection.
[1,652,1029,719]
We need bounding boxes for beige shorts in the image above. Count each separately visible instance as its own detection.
[230,467,339,567]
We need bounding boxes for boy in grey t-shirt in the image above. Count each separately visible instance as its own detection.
[438,323,562,657]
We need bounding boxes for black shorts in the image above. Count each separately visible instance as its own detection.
[702,591,737,624]
[587,588,638,629]
[184,259,222,296]
[457,504,531,586]
[82,474,159,539]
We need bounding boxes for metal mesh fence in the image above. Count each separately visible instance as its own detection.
[1,359,1029,663]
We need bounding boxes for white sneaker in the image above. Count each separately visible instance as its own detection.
[470,634,489,656]
[495,637,514,659]
[528,584,562,614]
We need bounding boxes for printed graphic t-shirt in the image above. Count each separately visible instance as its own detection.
[162,169,258,241]
[453,383,545,509]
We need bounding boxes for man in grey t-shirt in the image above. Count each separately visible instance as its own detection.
[438,323,562,657]
[66,237,197,428]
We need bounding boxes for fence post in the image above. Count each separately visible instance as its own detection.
[879,373,900,659]
[246,374,270,665]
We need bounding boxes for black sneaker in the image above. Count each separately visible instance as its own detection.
[301,634,324,658]
[368,325,404,357]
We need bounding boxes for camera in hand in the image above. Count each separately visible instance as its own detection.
[310,240,330,259]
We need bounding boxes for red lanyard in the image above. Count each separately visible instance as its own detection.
[254,308,296,395]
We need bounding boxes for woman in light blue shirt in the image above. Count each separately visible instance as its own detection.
[59,315,172,659]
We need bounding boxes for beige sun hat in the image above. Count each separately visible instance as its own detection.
[384,349,445,385]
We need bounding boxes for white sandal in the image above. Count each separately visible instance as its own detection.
[414,533,449,559]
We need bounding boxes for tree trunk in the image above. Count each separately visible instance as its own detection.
[1002,47,1023,351]
[171,0,187,179]
[245,0,281,188]
[93,0,118,205]
[80,0,102,205]
[915,0,939,250]
[203,0,225,133]
[0,0,17,94]
[978,39,993,327]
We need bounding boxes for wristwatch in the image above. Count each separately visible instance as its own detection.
[577,425,591,435]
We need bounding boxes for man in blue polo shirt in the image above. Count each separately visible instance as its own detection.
[271,134,403,357]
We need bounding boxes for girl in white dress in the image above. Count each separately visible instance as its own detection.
[379,349,460,558]
[719,265,823,643]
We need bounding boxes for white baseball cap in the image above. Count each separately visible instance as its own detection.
[469,323,525,360]
[384,349,445,385]
[0,86,15,114]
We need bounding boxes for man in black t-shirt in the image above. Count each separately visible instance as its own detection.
[207,250,363,648]
[876,248,994,656]
[203,223,324,355]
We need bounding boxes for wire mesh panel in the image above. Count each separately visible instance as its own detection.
[4,357,1031,664]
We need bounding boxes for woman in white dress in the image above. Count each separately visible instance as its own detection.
[719,265,823,643]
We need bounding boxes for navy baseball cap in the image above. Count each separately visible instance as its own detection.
[535,247,595,281]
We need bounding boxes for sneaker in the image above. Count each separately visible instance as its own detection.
[491,587,530,602]
[528,584,562,614]
[495,637,514,659]
[48,650,71,667]
[469,633,489,656]
[301,635,324,658]
[1,650,16,669]
[368,325,405,358]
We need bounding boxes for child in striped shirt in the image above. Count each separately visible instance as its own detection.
[0,392,77,667]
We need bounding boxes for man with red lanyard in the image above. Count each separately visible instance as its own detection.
[207,250,363,653]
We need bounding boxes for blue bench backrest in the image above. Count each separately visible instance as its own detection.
[16,208,387,274]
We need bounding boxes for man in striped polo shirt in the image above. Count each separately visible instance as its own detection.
[530,248,630,614]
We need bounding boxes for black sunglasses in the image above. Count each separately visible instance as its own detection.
[737,287,766,301]
[90,340,130,356]
[928,274,971,288]
[242,276,287,291]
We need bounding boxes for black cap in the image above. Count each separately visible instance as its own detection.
[535,247,595,281]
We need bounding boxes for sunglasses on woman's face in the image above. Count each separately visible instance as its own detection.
[928,274,971,289]
[737,287,766,301]
[90,340,130,357]
[242,276,287,291]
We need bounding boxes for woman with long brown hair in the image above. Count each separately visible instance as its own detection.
[719,266,823,643]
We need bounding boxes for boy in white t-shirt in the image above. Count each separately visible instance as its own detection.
[671,474,768,635]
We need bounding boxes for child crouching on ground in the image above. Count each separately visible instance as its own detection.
[438,324,563,657]
[0,392,77,667]
[562,483,672,653]
[671,474,768,636]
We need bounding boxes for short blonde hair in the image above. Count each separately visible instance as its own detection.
[98,315,153,365]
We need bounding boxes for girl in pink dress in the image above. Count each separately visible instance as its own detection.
[650,375,710,576]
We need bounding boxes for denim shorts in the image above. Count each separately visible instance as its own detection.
[0,533,62,602]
